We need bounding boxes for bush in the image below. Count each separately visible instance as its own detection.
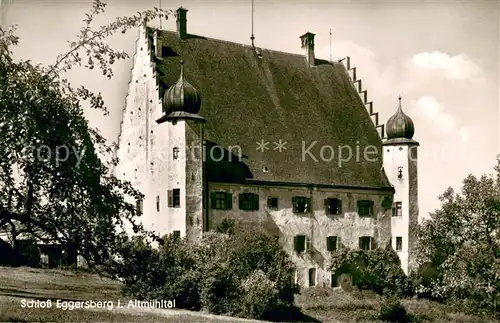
[239,269,279,319]
[114,228,299,320]
[216,219,235,235]
[330,246,412,297]
[379,296,410,323]
[408,263,441,300]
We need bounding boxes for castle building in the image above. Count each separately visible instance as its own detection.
[115,7,419,287]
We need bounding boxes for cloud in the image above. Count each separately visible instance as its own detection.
[415,96,455,133]
[414,96,472,141]
[458,126,472,142]
[412,51,482,81]
[316,41,377,73]
[316,42,415,108]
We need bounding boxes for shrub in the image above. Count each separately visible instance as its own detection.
[330,247,412,297]
[239,269,279,319]
[114,227,298,320]
[216,219,235,235]
[379,296,410,323]
[408,263,441,300]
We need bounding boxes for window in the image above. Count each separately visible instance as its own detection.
[292,196,310,213]
[239,193,259,211]
[294,235,310,253]
[327,236,341,251]
[392,202,402,217]
[331,272,339,288]
[267,197,278,208]
[156,195,160,212]
[172,147,180,160]
[173,230,181,239]
[211,192,233,210]
[359,236,372,250]
[308,268,316,287]
[325,198,342,215]
[357,200,373,216]
[136,199,143,215]
[168,189,180,208]
[396,237,402,251]
[173,189,180,207]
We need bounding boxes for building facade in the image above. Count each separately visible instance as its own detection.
[115,7,419,288]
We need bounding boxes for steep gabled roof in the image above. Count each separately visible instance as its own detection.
[149,29,392,189]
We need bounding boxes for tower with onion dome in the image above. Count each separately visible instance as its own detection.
[382,97,419,275]
[156,60,206,242]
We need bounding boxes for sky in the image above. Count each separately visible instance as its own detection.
[2,0,499,219]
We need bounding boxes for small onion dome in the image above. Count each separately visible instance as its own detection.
[163,60,201,115]
[386,96,415,140]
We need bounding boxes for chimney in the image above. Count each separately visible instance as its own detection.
[300,32,315,66]
[176,7,188,39]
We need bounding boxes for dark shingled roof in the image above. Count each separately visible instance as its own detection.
[148,29,392,189]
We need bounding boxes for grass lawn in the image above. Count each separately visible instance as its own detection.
[0,266,498,323]
[0,266,260,322]
[295,287,500,323]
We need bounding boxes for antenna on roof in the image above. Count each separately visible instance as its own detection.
[250,0,255,47]
[159,0,162,29]
[329,28,332,62]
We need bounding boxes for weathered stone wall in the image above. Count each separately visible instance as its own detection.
[207,182,392,288]
[407,146,419,274]
[184,121,204,242]
[383,143,419,275]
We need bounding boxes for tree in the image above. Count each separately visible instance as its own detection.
[0,1,171,271]
[415,156,500,312]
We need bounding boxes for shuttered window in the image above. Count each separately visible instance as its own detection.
[173,189,180,207]
[167,190,173,207]
[239,193,259,211]
[327,236,341,251]
[392,202,402,217]
[357,200,373,216]
[167,189,180,208]
[359,236,375,250]
[211,192,233,210]
[292,196,310,213]
[294,235,306,252]
[325,198,342,215]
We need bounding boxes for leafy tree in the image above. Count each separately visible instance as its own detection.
[415,156,500,313]
[0,1,171,271]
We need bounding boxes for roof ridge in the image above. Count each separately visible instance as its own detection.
[153,28,343,64]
